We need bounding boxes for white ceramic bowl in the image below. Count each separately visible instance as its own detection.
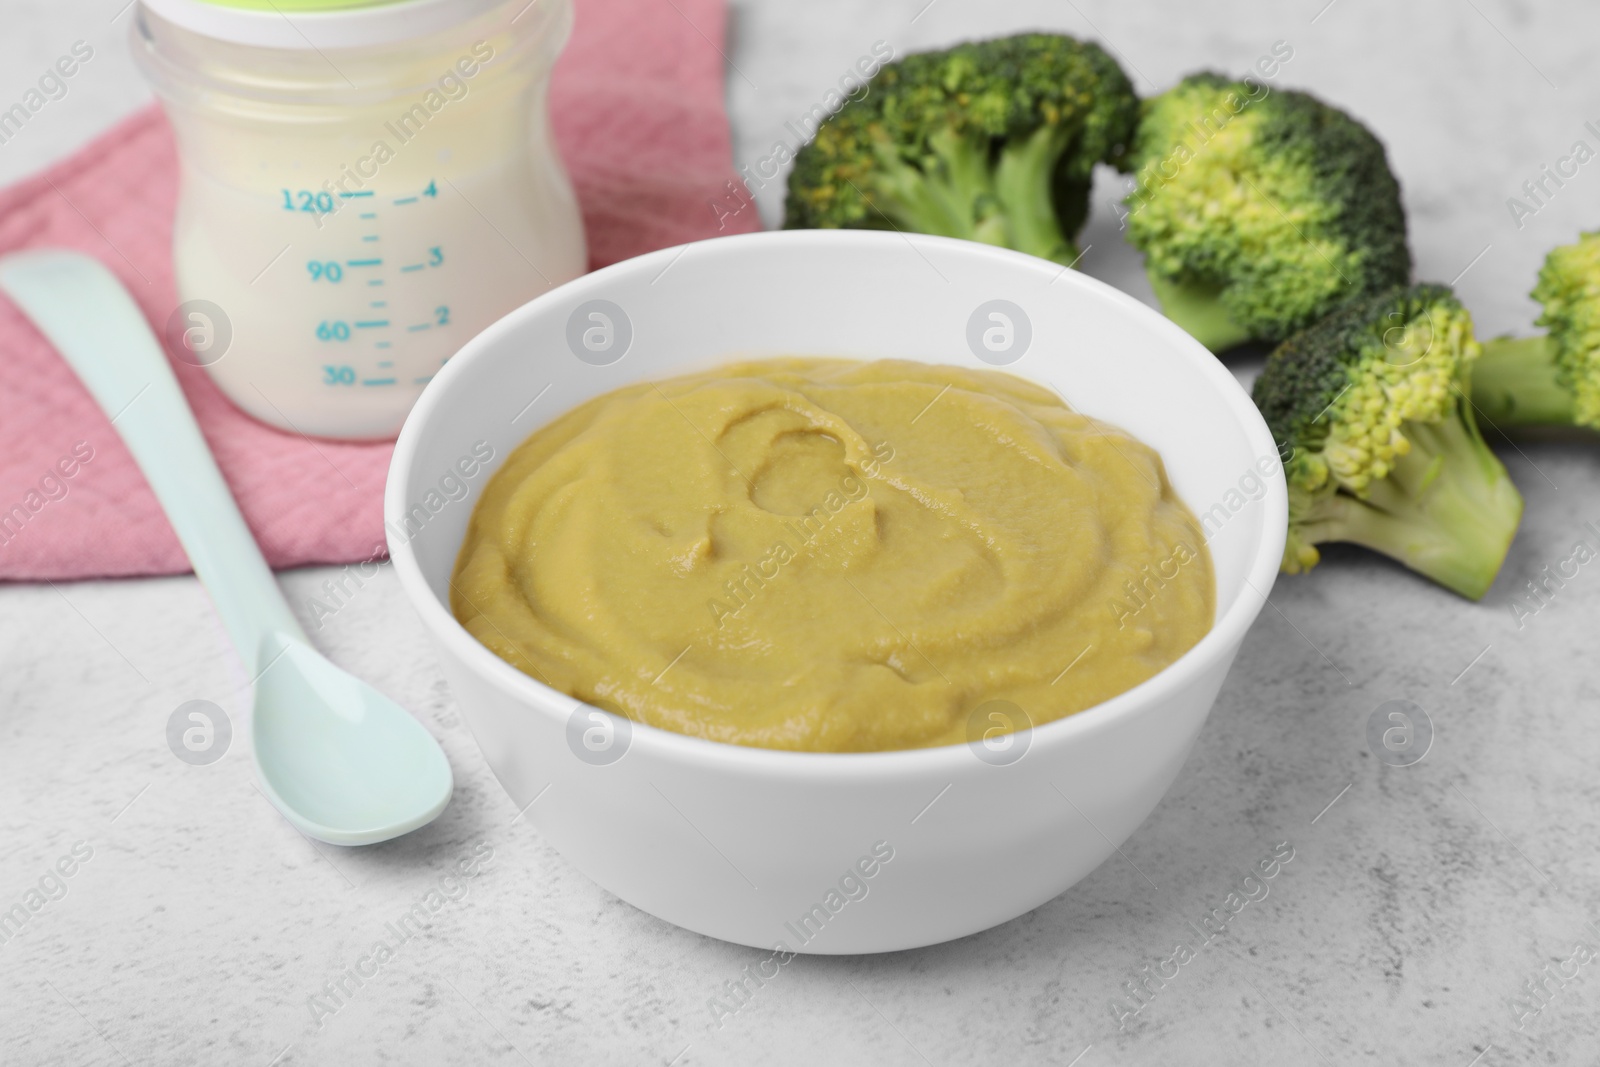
[386,230,1287,954]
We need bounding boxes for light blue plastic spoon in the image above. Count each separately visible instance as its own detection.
[0,250,452,846]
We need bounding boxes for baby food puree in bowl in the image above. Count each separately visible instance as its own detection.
[451,357,1217,752]
[386,230,1287,953]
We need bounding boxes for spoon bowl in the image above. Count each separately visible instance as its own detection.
[253,634,452,845]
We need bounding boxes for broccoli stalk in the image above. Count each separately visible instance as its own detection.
[1468,231,1600,429]
[1256,284,1523,600]
[1123,73,1413,351]
[867,124,1078,263]
[785,34,1139,268]
[1284,401,1524,598]
[1472,336,1576,425]
[993,123,1082,262]
[1145,274,1249,352]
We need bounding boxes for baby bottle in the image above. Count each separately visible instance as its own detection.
[133,0,587,439]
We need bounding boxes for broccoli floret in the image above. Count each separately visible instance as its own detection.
[783,33,1139,266]
[1124,73,1412,351]
[1253,284,1522,600]
[1472,230,1600,428]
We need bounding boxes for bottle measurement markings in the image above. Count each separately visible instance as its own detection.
[309,184,445,390]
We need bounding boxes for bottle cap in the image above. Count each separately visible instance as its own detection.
[138,0,512,49]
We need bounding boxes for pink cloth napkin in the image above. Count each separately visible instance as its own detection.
[0,0,759,581]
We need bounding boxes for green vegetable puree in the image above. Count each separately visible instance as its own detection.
[452,359,1214,752]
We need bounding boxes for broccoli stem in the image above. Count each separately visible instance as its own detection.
[1145,272,1253,353]
[868,129,995,245]
[1471,335,1576,426]
[1295,403,1522,600]
[992,125,1078,265]
[867,126,1079,266]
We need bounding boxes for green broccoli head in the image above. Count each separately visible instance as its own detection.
[1533,231,1600,425]
[1253,284,1522,600]
[783,33,1139,266]
[1474,230,1600,428]
[1125,73,1412,351]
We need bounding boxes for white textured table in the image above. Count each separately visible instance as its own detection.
[5,2,1600,1064]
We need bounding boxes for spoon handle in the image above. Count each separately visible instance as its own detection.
[0,250,307,674]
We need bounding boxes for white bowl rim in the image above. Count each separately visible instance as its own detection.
[385,229,1288,780]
